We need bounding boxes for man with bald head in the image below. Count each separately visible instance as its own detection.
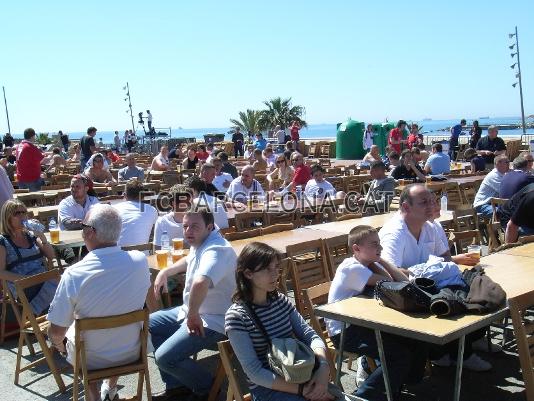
[118,153,145,181]
[225,165,264,203]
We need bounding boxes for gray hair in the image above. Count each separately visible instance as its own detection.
[488,125,498,133]
[85,204,122,244]
[513,155,528,170]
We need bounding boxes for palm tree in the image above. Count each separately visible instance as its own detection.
[229,109,262,136]
[258,97,307,130]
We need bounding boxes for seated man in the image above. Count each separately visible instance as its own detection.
[47,204,151,401]
[464,147,486,173]
[185,176,229,229]
[473,154,509,217]
[118,153,145,181]
[113,180,158,247]
[424,143,451,175]
[150,209,237,400]
[500,183,534,243]
[499,154,534,199]
[253,133,267,151]
[219,152,238,178]
[199,163,219,196]
[154,184,193,249]
[327,226,425,401]
[211,157,233,193]
[251,149,268,172]
[226,165,264,203]
[151,146,170,171]
[476,125,506,168]
[386,151,400,173]
[304,164,337,199]
[379,184,492,371]
[58,175,99,230]
[361,161,396,214]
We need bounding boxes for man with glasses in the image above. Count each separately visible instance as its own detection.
[473,154,510,217]
[48,204,151,401]
[519,151,534,174]
[290,152,311,190]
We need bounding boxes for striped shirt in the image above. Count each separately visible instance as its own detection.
[225,293,324,388]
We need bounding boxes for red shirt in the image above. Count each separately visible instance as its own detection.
[16,140,44,182]
[108,152,121,163]
[407,133,418,149]
[290,124,300,141]
[196,151,209,161]
[388,128,403,153]
[292,164,311,188]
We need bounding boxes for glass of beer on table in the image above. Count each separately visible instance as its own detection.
[425,175,432,184]
[172,238,183,250]
[49,228,60,244]
[155,249,169,269]
[467,245,481,263]
[171,250,184,263]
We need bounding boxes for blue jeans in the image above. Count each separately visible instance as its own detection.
[251,386,306,401]
[18,179,43,192]
[475,203,493,218]
[519,226,534,236]
[149,307,226,395]
[332,325,427,401]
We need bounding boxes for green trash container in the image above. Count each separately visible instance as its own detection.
[371,123,387,156]
[336,119,365,159]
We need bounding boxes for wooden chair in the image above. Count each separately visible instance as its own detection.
[215,340,252,401]
[33,208,59,228]
[323,235,350,278]
[162,171,180,186]
[451,230,482,255]
[302,282,361,377]
[458,181,480,205]
[264,209,303,227]
[328,177,345,192]
[225,228,262,241]
[16,193,45,207]
[234,211,264,231]
[13,269,66,392]
[452,207,479,232]
[335,213,363,222]
[121,242,154,254]
[51,174,72,186]
[72,309,152,401]
[318,158,331,167]
[487,222,505,253]
[14,188,30,194]
[319,144,331,158]
[100,194,124,202]
[508,290,534,401]
[286,240,331,317]
[308,143,318,158]
[0,280,29,344]
[519,235,534,244]
[443,182,463,210]
[260,223,294,235]
[490,197,508,224]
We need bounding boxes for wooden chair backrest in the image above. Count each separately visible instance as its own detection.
[264,210,302,227]
[451,230,482,254]
[121,242,154,254]
[234,211,264,231]
[217,340,252,401]
[162,171,180,186]
[452,206,479,231]
[225,228,262,241]
[323,235,350,278]
[100,195,124,202]
[260,223,294,235]
[490,197,508,223]
[444,182,463,209]
[508,290,534,401]
[487,222,505,253]
[287,239,331,317]
[328,176,345,192]
[335,213,363,222]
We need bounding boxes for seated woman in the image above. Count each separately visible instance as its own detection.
[0,200,57,315]
[362,145,381,163]
[267,155,294,190]
[225,242,332,401]
[391,149,426,182]
[68,143,81,163]
[45,148,68,174]
[84,153,116,184]
[182,148,199,170]
[464,148,486,172]
[252,149,268,172]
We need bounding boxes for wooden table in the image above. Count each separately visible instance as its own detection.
[28,205,59,218]
[306,211,454,234]
[315,249,533,401]
[45,230,84,249]
[495,242,534,259]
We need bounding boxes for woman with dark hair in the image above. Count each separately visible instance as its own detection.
[469,120,482,149]
[225,242,333,401]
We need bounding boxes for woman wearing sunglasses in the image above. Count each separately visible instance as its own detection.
[267,155,294,191]
[0,199,57,314]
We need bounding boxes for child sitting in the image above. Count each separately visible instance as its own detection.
[326,225,427,401]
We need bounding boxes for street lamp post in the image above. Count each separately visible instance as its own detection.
[2,86,11,135]
[509,26,526,136]
[123,82,136,134]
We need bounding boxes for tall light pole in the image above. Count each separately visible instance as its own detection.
[123,82,136,134]
[2,86,11,135]
[509,26,526,136]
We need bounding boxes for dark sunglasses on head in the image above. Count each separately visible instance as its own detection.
[81,222,95,230]
[14,210,27,216]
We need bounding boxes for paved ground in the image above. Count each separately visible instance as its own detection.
[0,328,527,401]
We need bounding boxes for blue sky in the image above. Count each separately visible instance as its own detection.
[1,1,533,133]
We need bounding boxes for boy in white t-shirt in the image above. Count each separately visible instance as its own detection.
[304,164,346,199]
[327,225,427,400]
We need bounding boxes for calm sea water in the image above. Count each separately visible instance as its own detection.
[11,117,534,145]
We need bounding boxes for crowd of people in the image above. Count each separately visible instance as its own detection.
[0,121,533,401]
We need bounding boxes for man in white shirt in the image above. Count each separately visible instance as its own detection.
[113,131,121,151]
[153,185,193,249]
[151,146,170,171]
[211,157,233,193]
[473,154,510,216]
[113,180,158,247]
[226,165,264,203]
[48,204,151,401]
[118,153,145,181]
[150,209,237,400]
[275,125,286,145]
[304,164,337,199]
[58,175,100,230]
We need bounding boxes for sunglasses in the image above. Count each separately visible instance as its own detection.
[81,222,95,230]
[276,160,285,164]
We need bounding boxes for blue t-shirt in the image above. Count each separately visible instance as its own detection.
[253,138,267,150]
[450,124,463,141]
[425,152,451,175]
[471,156,486,172]
[499,170,534,199]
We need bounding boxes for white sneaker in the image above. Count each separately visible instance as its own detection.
[355,356,369,388]
[100,381,119,401]
[472,338,502,353]
[431,354,452,367]
[462,353,492,372]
